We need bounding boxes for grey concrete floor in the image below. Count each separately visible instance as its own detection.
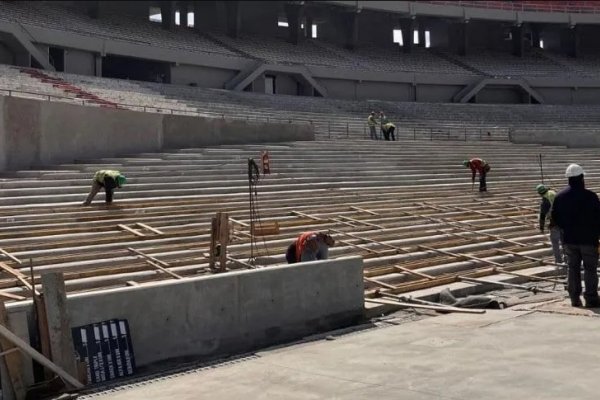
[91,301,600,400]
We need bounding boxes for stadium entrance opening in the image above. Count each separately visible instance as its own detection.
[102,55,170,83]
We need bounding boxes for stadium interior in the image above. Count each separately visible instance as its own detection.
[1,1,600,399]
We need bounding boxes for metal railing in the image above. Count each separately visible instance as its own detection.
[0,86,510,142]
[424,1,600,13]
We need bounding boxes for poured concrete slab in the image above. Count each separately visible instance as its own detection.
[90,308,600,400]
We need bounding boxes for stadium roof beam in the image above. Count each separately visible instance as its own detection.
[0,22,54,71]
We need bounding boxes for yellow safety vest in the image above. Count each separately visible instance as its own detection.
[94,170,121,184]
[543,190,556,205]
[367,116,377,127]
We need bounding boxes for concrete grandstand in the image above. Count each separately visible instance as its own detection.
[1,1,600,399]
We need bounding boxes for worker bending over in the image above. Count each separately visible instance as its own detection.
[286,232,335,263]
[463,158,490,192]
[367,111,379,140]
[536,184,565,265]
[552,164,600,308]
[82,170,126,206]
[381,120,396,141]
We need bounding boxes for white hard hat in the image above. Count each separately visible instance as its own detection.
[565,163,585,178]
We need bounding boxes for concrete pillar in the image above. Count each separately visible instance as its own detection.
[180,2,189,27]
[87,1,99,19]
[305,15,313,38]
[418,22,426,47]
[400,18,414,54]
[161,1,175,30]
[343,12,359,50]
[531,24,541,48]
[225,1,241,38]
[284,3,303,45]
[454,21,469,56]
[94,54,102,77]
[569,25,580,58]
[193,1,217,31]
[511,25,524,57]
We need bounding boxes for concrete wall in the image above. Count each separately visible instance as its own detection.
[0,96,314,171]
[169,64,238,88]
[4,257,364,390]
[64,48,95,76]
[162,113,313,149]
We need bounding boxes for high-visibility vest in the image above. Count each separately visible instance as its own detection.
[542,190,557,221]
[367,116,377,127]
[295,231,316,262]
[94,170,121,184]
[383,122,395,131]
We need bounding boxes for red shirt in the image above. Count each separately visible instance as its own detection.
[469,158,487,173]
[296,232,316,262]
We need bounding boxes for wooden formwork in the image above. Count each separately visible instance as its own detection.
[0,139,589,302]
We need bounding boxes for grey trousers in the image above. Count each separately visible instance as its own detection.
[82,181,103,206]
[369,126,377,140]
[564,244,599,302]
[549,227,565,264]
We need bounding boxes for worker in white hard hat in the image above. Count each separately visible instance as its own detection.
[552,164,600,308]
[535,184,565,265]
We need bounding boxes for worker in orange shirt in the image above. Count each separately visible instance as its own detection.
[463,158,491,192]
[285,232,335,264]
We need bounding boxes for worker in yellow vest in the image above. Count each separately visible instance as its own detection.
[82,170,127,206]
[367,111,379,140]
[537,184,565,264]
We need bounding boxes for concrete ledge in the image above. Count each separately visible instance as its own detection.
[5,256,364,385]
[0,96,315,171]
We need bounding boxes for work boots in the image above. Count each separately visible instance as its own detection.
[571,298,583,307]
[585,297,600,308]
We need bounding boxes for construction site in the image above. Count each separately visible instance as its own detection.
[2,0,600,399]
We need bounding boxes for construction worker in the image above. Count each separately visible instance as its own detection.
[82,170,127,206]
[381,120,396,141]
[536,184,565,265]
[378,111,387,139]
[285,232,335,264]
[367,111,378,140]
[463,158,490,192]
[552,164,600,308]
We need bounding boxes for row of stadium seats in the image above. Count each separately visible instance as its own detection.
[3,1,600,78]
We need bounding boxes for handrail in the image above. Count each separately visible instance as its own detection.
[423,0,600,13]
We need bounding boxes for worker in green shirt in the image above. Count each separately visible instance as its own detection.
[82,170,127,206]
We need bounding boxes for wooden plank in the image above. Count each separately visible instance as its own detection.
[0,322,84,389]
[493,268,564,284]
[0,301,27,400]
[0,291,26,301]
[417,244,505,268]
[117,224,146,237]
[141,259,183,279]
[365,298,485,314]
[379,293,487,314]
[226,256,255,269]
[34,294,53,380]
[364,276,397,290]
[41,272,79,379]
[393,265,434,280]
[209,216,217,270]
[458,276,556,293]
[135,223,165,235]
[229,217,250,227]
[0,261,39,296]
[125,281,140,287]
[350,206,380,215]
[0,249,22,265]
[127,247,171,268]
[337,215,384,229]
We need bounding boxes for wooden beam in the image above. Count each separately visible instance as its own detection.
[0,261,39,296]
[0,249,22,265]
[350,206,380,215]
[141,259,183,279]
[117,224,146,237]
[135,223,165,235]
[364,276,397,290]
[0,302,26,400]
[365,298,485,314]
[41,272,79,380]
[0,322,84,389]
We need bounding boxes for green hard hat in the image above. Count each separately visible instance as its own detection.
[462,160,470,167]
[116,175,127,187]
[536,184,547,195]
